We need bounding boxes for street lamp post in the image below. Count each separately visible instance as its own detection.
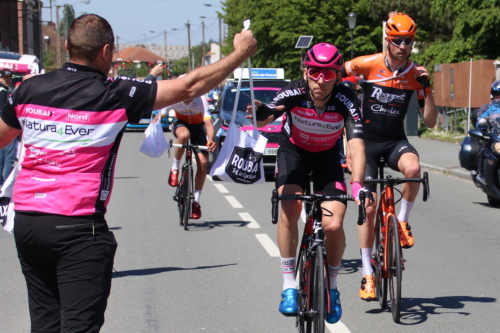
[203,4,223,48]
[347,12,357,60]
[150,30,168,67]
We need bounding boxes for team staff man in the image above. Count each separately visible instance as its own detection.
[0,14,256,333]
[344,12,437,301]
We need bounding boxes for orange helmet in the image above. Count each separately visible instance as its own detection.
[385,13,416,37]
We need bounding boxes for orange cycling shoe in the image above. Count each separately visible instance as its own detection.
[191,202,201,219]
[398,221,414,248]
[168,170,179,187]
[359,275,376,301]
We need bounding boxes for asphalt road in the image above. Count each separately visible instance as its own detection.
[1,132,499,333]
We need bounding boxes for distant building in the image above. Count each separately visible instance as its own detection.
[118,43,189,65]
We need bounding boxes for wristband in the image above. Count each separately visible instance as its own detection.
[207,141,216,148]
[351,181,362,199]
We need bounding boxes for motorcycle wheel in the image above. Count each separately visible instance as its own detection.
[487,195,500,207]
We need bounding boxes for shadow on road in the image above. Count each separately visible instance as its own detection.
[366,295,496,325]
[112,263,237,278]
[339,259,362,275]
[184,220,250,231]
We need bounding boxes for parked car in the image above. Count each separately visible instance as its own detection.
[126,108,169,131]
[209,78,289,177]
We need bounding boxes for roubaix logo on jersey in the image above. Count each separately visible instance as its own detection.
[335,92,360,120]
[129,86,137,97]
[26,107,54,117]
[371,87,406,104]
[225,147,264,184]
[273,88,303,102]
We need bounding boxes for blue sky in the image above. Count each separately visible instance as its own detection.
[42,0,224,47]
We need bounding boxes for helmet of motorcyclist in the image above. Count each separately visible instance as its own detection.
[385,13,416,38]
[303,43,344,70]
[490,80,500,106]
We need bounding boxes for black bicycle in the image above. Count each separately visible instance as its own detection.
[169,140,207,230]
[271,189,366,333]
[364,159,429,323]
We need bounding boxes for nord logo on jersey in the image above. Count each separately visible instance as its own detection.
[66,112,90,123]
[225,147,263,184]
[371,87,406,104]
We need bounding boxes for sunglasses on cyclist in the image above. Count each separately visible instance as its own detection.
[307,67,337,82]
[389,37,414,47]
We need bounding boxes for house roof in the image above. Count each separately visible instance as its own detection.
[113,47,165,62]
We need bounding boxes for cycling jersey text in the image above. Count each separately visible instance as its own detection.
[23,120,95,136]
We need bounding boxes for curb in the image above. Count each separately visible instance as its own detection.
[420,162,471,181]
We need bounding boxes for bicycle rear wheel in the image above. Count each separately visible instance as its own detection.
[182,165,192,230]
[388,215,402,322]
[311,246,325,333]
[374,211,387,309]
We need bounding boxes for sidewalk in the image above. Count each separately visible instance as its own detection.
[408,136,470,180]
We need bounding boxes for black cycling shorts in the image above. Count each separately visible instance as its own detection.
[172,119,208,154]
[364,139,419,192]
[275,139,347,203]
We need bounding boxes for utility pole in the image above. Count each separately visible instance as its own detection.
[164,30,168,67]
[116,36,120,58]
[201,21,205,66]
[56,6,61,69]
[186,20,191,71]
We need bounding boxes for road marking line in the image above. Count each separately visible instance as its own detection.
[225,196,243,208]
[214,184,229,193]
[238,212,260,228]
[255,234,280,257]
[327,321,351,333]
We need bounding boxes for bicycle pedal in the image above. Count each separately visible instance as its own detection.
[173,195,178,202]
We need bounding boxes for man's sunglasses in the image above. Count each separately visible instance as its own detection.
[307,67,337,82]
[389,38,414,47]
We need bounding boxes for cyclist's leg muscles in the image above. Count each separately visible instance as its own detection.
[173,120,190,160]
[190,123,209,191]
[388,141,420,202]
[275,144,308,258]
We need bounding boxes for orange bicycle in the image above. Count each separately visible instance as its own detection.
[364,159,429,323]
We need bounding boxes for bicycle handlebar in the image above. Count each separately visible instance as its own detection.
[171,143,208,150]
[364,172,430,202]
[271,191,366,226]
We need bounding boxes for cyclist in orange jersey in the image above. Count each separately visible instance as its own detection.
[343,12,437,301]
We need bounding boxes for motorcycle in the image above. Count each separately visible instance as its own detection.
[459,117,500,207]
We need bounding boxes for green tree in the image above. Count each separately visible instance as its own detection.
[221,0,382,80]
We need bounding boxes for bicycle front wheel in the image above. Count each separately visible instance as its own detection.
[295,248,309,333]
[182,165,192,230]
[374,211,387,309]
[312,246,325,333]
[388,215,402,322]
[177,170,186,226]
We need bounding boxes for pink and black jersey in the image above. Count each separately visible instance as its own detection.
[1,63,157,216]
[268,79,363,152]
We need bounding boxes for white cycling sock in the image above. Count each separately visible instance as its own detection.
[397,199,414,222]
[194,190,201,203]
[172,158,180,171]
[281,257,297,290]
[361,248,373,276]
[328,265,340,290]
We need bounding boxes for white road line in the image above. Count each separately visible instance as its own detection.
[255,234,280,257]
[214,183,229,193]
[238,212,260,228]
[327,321,351,333]
[225,196,243,208]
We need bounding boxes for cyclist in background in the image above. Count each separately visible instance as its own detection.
[344,12,437,302]
[250,43,369,323]
[167,92,216,219]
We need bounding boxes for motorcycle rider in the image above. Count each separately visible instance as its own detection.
[476,81,500,128]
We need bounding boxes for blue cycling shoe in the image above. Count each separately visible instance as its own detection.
[326,288,342,324]
[279,288,298,316]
